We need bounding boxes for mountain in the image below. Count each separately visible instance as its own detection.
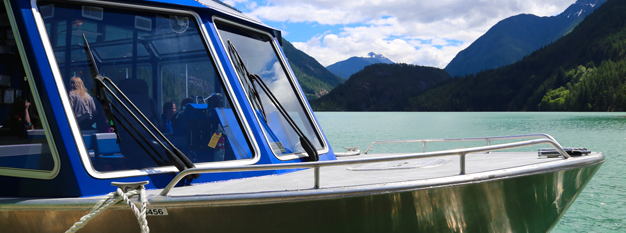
[408,0,626,111]
[445,0,607,78]
[326,52,394,79]
[281,39,345,100]
[313,63,450,111]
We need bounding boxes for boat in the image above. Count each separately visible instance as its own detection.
[0,0,604,232]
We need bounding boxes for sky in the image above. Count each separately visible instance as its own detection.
[222,0,576,68]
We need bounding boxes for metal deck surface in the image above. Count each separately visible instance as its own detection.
[161,152,576,197]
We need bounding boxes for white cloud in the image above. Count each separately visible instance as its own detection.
[248,4,364,25]
[242,0,575,68]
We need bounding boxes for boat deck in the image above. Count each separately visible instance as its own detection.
[158,151,600,198]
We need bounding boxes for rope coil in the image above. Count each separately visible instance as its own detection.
[66,182,150,233]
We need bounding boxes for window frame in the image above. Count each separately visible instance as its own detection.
[212,17,329,161]
[0,0,61,179]
[32,0,260,179]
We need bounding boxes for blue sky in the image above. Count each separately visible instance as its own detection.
[223,0,576,68]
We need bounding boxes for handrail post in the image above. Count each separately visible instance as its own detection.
[314,166,320,189]
[460,153,466,175]
[364,142,375,154]
[486,140,491,153]
[422,141,426,153]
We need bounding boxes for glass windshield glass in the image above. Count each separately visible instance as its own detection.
[39,2,254,172]
[215,21,323,156]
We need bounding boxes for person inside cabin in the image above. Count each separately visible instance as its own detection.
[171,98,192,130]
[161,101,176,133]
[3,97,35,138]
[23,99,34,131]
[68,76,97,129]
[72,19,84,29]
[180,98,194,112]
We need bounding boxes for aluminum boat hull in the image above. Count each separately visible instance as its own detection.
[0,152,603,233]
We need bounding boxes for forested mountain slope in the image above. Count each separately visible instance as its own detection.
[409,0,626,111]
[281,39,344,100]
[445,0,606,78]
[313,64,450,111]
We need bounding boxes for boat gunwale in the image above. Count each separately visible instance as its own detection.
[0,151,604,210]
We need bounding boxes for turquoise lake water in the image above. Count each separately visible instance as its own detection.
[315,112,626,233]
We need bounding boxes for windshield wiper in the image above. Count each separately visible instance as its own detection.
[82,34,199,179]
[227,43,266,122]
[227,40,319,162]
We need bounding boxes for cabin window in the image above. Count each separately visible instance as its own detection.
[215,20,325,158]
[38,1,255,173]
[0,3,57,178]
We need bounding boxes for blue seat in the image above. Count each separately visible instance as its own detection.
[93,133,120,156]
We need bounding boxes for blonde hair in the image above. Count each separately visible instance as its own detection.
[70,76,90,101]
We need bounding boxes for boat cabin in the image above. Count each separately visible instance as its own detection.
[0,0,335,197]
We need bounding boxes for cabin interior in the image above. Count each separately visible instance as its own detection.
[0,1,332,197]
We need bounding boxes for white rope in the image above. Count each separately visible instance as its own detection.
[66,186,149,233]
[335,147,362,157]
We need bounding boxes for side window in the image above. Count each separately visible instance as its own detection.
[38,2,255,173]
[0,3,57,177]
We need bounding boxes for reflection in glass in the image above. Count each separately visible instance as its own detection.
[216,22,323,156]
[39,2,254,172]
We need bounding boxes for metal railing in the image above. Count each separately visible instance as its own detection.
[160,134,569,196]
[364,134,562,154]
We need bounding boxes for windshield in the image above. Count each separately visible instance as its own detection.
[39,2,254,172]
[215,20,324,157]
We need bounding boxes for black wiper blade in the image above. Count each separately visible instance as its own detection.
[82,34,199,178]
[227,40,267,122]
[227,41,319,162]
